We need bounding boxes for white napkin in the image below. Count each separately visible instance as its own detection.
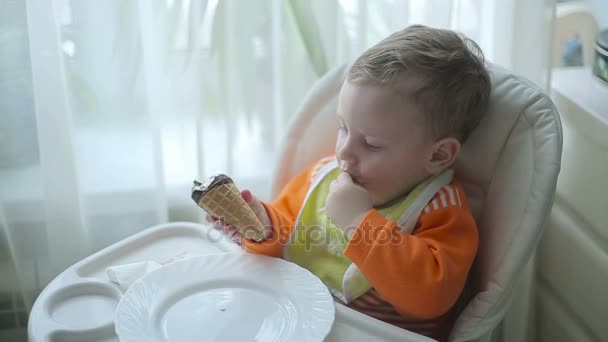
[106,251,200,292]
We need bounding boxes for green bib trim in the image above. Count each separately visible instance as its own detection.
[284,160,453,303]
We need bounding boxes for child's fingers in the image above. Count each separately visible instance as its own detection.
[224,224,239,235]
[241,189,271,227]
[338,172,352,183]
[210,216,229,231]
[329,179,339,192]
[206,215,241,244]
[215,217,229,228]
[241,189,253,202]
[225,225,242,244]
[217,222,242,243]
[205,214,219,223]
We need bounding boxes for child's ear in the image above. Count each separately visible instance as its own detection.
[425,137,461,174]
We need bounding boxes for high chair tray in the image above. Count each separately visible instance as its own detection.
[28,222,435,342]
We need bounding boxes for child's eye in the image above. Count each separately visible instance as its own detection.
[364,141,382,151]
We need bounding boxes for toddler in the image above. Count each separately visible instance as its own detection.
[211,24,490,342]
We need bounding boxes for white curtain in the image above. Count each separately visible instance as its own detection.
[0,0,554,339]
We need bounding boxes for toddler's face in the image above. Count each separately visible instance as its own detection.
[335,81,435,207]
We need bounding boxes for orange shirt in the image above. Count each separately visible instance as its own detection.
[244,159,478,341]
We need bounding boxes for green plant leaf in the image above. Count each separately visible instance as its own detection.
[66,69,99,112]
[209,0,228,119]
[202,79,221,119]
[285,0,328,77]
[230,0,271,124]
[165,0,183,62]
[110,1,142,102]
[113,0,133,60]
[183,0,208,71]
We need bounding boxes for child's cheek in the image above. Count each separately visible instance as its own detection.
[335,135,345,154]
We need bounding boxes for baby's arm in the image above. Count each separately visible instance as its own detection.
[242,162,317,257]
[344,184,478,320]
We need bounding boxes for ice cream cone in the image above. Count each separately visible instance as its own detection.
[191,175,266,241]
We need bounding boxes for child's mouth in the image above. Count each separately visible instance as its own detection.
[348,173,363,186]
[339,161,363,185]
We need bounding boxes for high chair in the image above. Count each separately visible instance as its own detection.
[271,63,563,341]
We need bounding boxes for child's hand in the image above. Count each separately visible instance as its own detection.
[206,189,273,244]
[326,172,373,238]
[206,215,244,244]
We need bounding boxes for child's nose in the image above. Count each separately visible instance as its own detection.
[337,142,356,165]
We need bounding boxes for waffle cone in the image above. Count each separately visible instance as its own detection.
[197,182,266,241]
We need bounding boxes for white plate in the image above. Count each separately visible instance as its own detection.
[114,253,335,342]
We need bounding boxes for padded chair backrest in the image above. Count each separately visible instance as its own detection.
[271,63,562,341]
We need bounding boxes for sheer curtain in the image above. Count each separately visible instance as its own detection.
[0,0,554,339]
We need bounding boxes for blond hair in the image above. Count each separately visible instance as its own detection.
[348,25,491,142]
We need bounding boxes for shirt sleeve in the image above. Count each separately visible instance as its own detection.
[343,182,479,320]
[242,160,319,257]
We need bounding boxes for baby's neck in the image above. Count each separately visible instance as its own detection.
[375,190,411,210]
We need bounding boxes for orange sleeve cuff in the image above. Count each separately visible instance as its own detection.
[242,202,293,258]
